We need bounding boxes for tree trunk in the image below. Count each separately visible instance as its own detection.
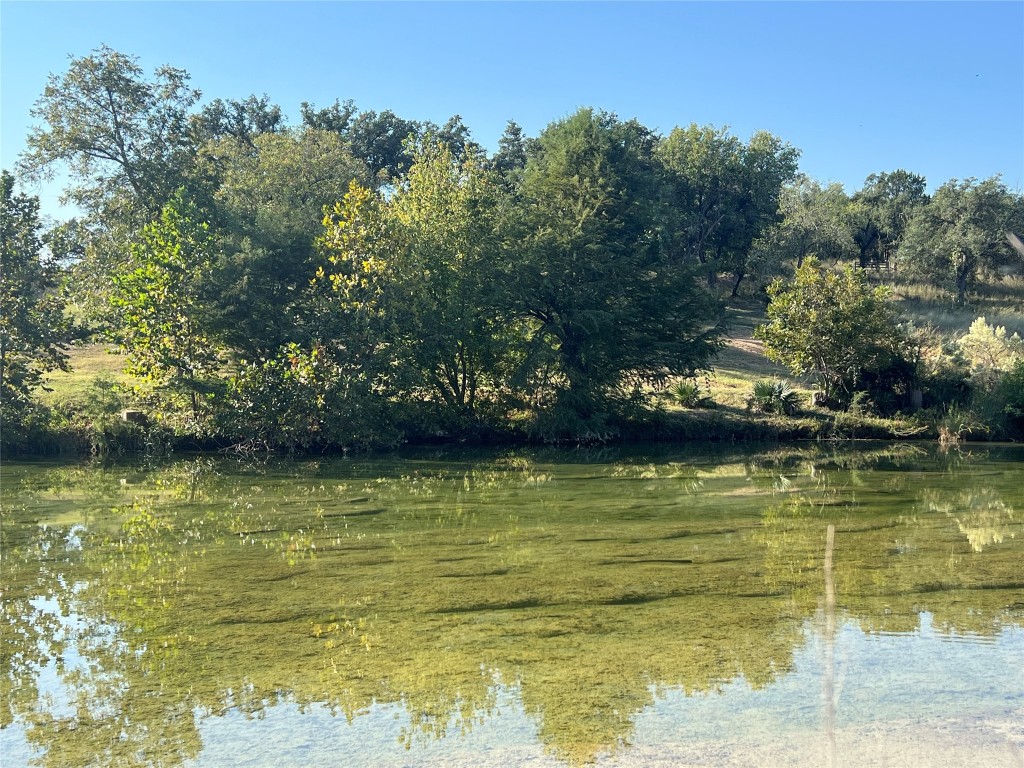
[731,270,745,297]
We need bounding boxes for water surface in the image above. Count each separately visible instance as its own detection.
[2,443,1022,766]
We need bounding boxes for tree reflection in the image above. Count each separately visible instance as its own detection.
[1,446,1022,767]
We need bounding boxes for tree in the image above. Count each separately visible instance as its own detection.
[109,193,223,433]
[506,109,722,428]
[753,176,857,277]
[302,102,421,185]
[191,95,284,147]
[898,176,1023,304]
[755,258,907,403]
[385,139,516,420]
[487,120,531,189]
[0,171,72,436]
[20,45,201,217]
[720,131,801,294]
[198,128,370,357]
[657,125,798,293]
[853,170,928,269]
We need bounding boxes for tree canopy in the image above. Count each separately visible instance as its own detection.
[8,45,1023,449]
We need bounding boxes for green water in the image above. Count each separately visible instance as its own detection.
[1,443,1022,767]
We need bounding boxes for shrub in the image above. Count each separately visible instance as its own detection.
[755,258,908,404]
[665,379,715,409]
[747,379,801,415]
[957,317,1024,391]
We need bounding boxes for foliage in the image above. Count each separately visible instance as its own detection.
[898,176,1023,304]
[752,176,857,278]
[385,139,520,421]
[656,124,799,294]
[11,45,1024,449]
[999,359,1024,427]
[507,109,723,429]
[301,101,423,184]
[51,374,157,456]
[755,259,908,403]
[852,170,928,269]
[1,171,73,444]
[19,45,201,217]
[666,379,715,409]
[108,193,224,434]
[747,379,801,415]
[955,316,1024,390]
[191,95,284,146]
[199,128,369,356]
[222,343,395,452]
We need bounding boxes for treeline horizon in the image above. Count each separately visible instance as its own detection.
[2,46,1023,452]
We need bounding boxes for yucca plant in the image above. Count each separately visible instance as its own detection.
[666,379,714,409]
[747,379,800,415]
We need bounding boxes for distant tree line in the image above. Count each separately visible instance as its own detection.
[3,46,1023,450]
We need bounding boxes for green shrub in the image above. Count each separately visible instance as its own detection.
[665,379,715,409]
[747,379,800,415]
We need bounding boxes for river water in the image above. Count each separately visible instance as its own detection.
[1,442,1022,767]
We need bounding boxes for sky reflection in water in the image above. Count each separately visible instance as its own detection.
[1,443,1022,767]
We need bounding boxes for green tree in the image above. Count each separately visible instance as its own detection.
[20,45,201,217]
[19,46,205,330]
[507,109,722,430]
[386,139,516,421]
[899,176,1023,304]
[720,130,801,295]
[191,94,284,147]
[0,171,72,439]
[752,176,857,279]
[197,127,369,358]
[220,179,406,449]
[109,193,223,433]
[302,102,421,184]
[657,125,798,293]
[853,170,928,269]
[755,258,907,403]
[487,120,531,190]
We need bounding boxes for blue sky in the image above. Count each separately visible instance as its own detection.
[2,1,1022,221]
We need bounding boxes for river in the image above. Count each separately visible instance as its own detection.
[1,442,1022,767]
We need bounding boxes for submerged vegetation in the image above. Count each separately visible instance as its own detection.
[2,46,1023,455]
[2,444,1022,765]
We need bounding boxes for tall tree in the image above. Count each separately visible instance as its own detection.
[755,176,857,275]
[507,109,722,428]
[109,193,223,433]
[199,128,370,357]
[302,102,421,185]
[853,170,928,268]
[657,125,798,292]
[191,95,285,147]
[488,120,531,188]
[386,139,515,419]
[898,176,1023,304]
[720,131,801,294]
[20,45,201,217]
[0,171,72,436]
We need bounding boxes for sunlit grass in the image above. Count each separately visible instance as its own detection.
[39,344,130,405]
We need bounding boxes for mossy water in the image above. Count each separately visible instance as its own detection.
[2,444,1022,767]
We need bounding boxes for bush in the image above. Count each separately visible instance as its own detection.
[747,379,801,415]
[665,379,715,409]
[957,317,1024,391]
[755,258,908,404]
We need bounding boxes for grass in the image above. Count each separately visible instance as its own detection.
[886,275,1024,336]
[39,344,130,405]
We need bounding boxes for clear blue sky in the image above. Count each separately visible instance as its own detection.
[2,1,1022,221]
